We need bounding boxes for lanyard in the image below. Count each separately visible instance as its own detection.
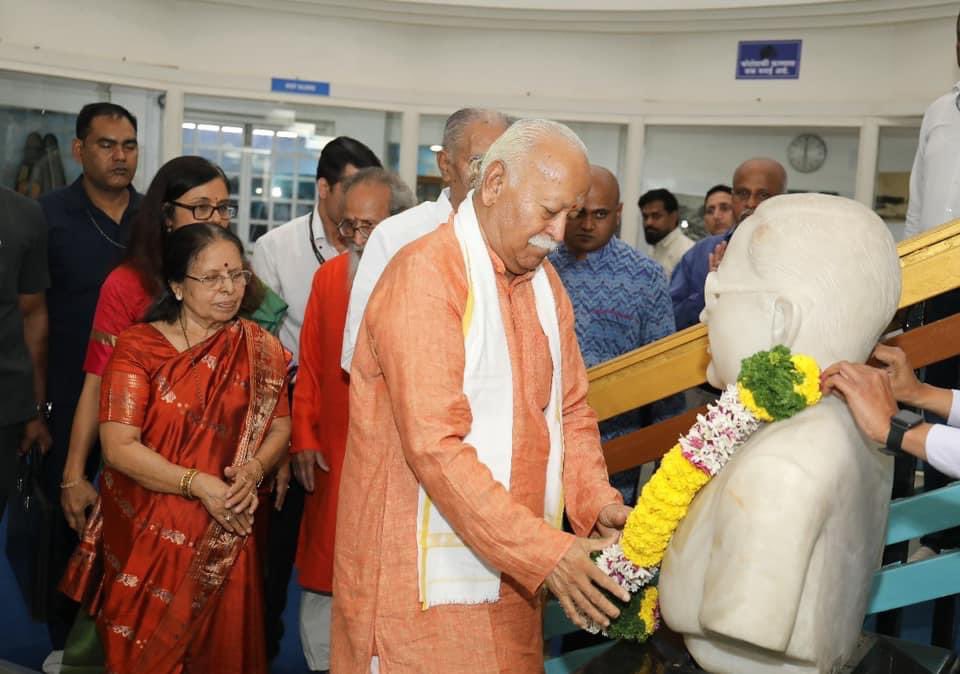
[307,210,326,265]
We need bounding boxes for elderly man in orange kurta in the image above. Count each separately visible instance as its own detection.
[292,168,414,673]
[332,119,632,674]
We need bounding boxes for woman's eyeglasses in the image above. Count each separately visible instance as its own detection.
[185,269,253,289]
[171,201,237,221]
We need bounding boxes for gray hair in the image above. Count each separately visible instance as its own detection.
[341,167,416,216]
[477,119,588,188]
[441,108,512,157]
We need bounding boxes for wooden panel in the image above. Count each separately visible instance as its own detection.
[587,218,960,423]
[602,312,960,474]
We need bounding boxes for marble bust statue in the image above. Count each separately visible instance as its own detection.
[658,194,902,673]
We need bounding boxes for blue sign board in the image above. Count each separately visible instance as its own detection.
[270,78,330,96]
[735,40,801,80]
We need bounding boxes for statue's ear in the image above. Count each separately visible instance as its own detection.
[772,295,802,347]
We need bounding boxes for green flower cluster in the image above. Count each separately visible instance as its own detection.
[737,345,807,421]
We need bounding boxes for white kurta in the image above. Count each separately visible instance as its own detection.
[340,188,453,370]
[905,81,960,239]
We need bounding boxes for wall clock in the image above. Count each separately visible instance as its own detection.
[787,133,827,173]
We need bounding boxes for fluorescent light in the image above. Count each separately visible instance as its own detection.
[253,129,275,137]
[181,122,197,130]
[255,187,263,195]
[197,123,220,132]
[276,131,298,139]
[680,219,689,229]
[271,186,283,198]
[221,126,243,134]
[429,144,442,152]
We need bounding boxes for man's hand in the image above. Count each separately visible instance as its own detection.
[272,456,291,511]
[708,241,728,273]
[870,344,924,406]
[20,418,51,455]
[593,504,631,540]
[292,450,330,492]
[544,536,630,630]
[821,361,898,444]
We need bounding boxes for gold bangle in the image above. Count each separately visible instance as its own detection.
[184,469,199,500]
[60,477,85,489]
[249,457,265,488]
[179,468,198,499]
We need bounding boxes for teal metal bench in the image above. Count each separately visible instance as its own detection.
[544,481,960,672]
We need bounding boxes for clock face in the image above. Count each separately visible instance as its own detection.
[787,133,827,173]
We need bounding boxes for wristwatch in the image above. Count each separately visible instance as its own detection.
[35,401,52,422]
[884,409,923,455]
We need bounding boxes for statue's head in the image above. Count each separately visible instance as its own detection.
[703,193,901,388]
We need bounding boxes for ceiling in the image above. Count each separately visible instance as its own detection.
[202,0,957,32]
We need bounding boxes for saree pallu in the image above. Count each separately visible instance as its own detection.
[61,319,289,674]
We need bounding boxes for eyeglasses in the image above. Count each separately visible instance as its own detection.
[171,201,237,221]
[338,218,378,239]
[184,269,253,289]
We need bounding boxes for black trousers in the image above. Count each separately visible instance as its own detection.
[0,422,24,520]
[263,478,305,661]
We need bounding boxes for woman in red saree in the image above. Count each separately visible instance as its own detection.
[61,223,290,674]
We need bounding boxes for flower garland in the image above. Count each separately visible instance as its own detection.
[587,345,822,641]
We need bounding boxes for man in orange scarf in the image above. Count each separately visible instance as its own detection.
[291,168,414,673]
[332,120,631,673]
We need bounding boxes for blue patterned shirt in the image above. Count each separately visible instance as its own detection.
[550,237,681,440]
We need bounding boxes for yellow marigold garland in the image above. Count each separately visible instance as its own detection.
[589,345,822,643]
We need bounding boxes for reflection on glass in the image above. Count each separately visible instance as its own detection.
[297,180,316,201]
[271,176,293,199]
[250,200,268,220]
[220,152,242,174]
[226,174,240,196]
[251,177,265,198]
[252,129,274,150]
[250,224,268,241]
[273,154,297,175]
[295,203,313,218]
[272,202,291,222]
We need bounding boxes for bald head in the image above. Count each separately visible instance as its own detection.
[732,158,787,224]
[475,119,590,277]
[437,108,510,209]
[564,165,622,259]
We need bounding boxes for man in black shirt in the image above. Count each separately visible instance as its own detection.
[0,186,51,517]
[38,102,142,658]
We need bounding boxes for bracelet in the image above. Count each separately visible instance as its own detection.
[184,469,199,500]
[248,457,265,487]
[179,468,199,500]
[60,477,85,489]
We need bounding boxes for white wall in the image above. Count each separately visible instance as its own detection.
[641,125,860,198]
[1,0,955,117]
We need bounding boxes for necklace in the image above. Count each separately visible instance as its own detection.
[85,209,126,249]
[178,311,206,412]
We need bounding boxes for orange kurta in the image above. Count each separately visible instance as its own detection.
[292,252,351,593]
[331,219,621,674]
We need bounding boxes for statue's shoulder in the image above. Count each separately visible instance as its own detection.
[734,398,868,475]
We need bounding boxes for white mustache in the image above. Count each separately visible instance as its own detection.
[528,233,560,252]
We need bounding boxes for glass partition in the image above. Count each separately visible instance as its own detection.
[875,124,921,241]
[185,95,399,248]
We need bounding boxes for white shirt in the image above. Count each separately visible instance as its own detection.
[651,226,694,278]
[251,206,341,366]
[905,81,960,239]
[340,188,453,371]
[924,390,960,479]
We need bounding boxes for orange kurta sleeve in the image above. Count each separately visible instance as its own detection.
[292,268,325,454]
[365,251,573,596]
[545,266,623,536]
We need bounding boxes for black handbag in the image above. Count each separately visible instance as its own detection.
[5,446,53,621]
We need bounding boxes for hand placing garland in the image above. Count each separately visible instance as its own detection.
[587,345,822,641]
